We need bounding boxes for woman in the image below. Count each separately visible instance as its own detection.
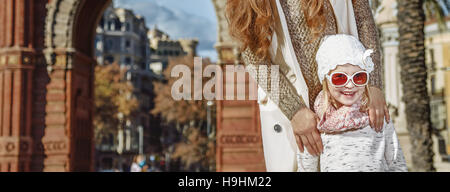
[226,0,390,171]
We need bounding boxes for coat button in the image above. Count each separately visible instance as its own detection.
[274,124,282,133]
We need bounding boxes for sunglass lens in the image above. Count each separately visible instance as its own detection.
[331,73,348,86]
[353,72,368,85]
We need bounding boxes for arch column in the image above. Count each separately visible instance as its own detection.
[42,0,111,171]
[212,0,266,172]
[0,0,48,172]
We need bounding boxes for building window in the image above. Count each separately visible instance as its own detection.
[114,18,122,31]
[108,21,113,31]
[108,133,114,146]
[429,48,436,71]
[106,40,113,49]
[105,56,114,64]
[431,76,436,94]
[99,17,104,29]
[125,40,131,48]
[126,23,131,31]
[125,57,131,65]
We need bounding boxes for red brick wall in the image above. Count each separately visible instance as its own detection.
[215,60,266,172]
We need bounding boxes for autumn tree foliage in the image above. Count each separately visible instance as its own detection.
[171,127,216,171]
[94,62,139,145]
[152,56,216,171]
[152,56,209,125]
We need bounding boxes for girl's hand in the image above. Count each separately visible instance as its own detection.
[291,107,323,156]
[368,86,390,132]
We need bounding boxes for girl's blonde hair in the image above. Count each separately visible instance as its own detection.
[318,80,371,118]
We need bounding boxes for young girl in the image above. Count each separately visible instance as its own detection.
[297,34,408,172]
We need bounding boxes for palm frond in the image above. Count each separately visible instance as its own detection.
[423,0,448,32]
[443,0,450,12]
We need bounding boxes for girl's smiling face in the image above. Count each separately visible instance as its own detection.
[327,64,366,106]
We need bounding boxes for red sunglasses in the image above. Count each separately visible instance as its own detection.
[326,71,369,87]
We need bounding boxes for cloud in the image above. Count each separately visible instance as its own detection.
[113,0,218,61]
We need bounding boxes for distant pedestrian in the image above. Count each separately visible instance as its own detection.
[131,155,148,172]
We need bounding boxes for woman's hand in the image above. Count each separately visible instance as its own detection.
[291,107,323,156]
[368,86,390,132]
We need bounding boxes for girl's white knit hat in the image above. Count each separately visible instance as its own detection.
[316,34,375,84]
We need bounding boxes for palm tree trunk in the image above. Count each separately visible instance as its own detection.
[397,0,435,172]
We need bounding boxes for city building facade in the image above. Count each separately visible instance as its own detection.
[376,0,450,170]
[148,26,198,75]
[93,3,202,171]
[94,3,161,171]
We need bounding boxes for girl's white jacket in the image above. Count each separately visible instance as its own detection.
[297,122,408,172]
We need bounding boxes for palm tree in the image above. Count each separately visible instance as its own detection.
[397,0,449,172]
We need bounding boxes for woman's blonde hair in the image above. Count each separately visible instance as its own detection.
[318,80,371,118]
[226,0,326,61]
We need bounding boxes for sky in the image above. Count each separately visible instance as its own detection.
[114,0,218,62]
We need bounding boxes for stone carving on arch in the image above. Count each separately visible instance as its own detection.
[44,0,82,73]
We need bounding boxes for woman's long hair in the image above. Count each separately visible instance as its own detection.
[226,0,326,61]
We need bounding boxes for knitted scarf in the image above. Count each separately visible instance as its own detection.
[314,91,370,133]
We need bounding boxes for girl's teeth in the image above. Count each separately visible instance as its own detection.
[342,92,354,95]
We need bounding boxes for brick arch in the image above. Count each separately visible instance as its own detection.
[41,0,264,172]
[44,0,111,72]
[0,0,264,172]
[42,0,111,171]
[44,0,80,53]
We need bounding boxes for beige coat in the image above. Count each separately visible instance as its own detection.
[244,0,383,172]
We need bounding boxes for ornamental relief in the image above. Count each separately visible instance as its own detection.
[219,134,261,145]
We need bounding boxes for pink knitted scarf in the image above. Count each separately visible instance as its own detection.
[314,91,370,134]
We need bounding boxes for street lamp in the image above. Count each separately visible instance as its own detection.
[206,101,214,139]
[138,125,144,155]
[117,112,124,171]
[206,101,215,172]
